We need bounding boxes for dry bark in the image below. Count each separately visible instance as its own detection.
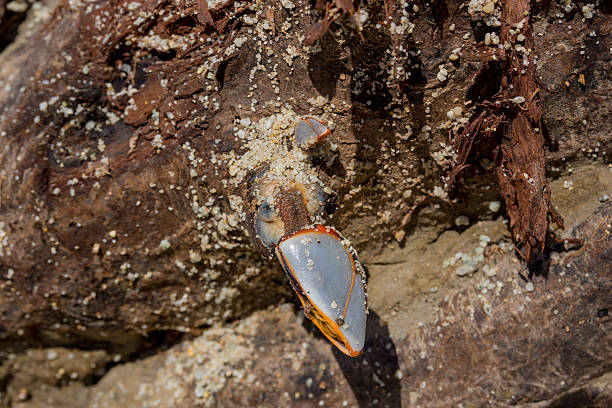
[449,0,568,264]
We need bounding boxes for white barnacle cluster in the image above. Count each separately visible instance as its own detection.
[581,3,596,19]
[226,108,329,212]
[86,315,260,407]
[176,143,243,260]
[484,31,500,46]
[506,19,534,72]
[436,65,448,82]
[339,234,367,287]
[388,2,415,37]
[385,2,416,86]
[468,0,502,51]
[0,222,11,257]
[135,33,193,53]
[467,0,502,28]
[432,142,458,167]
[443,235,493,277]
[189,320,255,405]
[552,0,597,20]
[560,0,576,14]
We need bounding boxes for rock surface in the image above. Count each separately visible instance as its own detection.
[0,0,610,407]
[3,199,610,407]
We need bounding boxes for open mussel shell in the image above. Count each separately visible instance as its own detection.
[295,116,331,149]
[275,225,367,357]
[244,165,282,257]
[254,201,285,248]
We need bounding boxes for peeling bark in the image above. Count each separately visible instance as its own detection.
[449,0,565,263]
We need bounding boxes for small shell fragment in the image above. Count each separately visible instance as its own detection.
[294,116,330,149]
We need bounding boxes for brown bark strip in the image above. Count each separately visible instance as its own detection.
[305,0,358,44]
[196,0,216,29]
[449,0,563,263]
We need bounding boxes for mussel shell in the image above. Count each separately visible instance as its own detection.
[254,201,285,248]
[276,225,367,357]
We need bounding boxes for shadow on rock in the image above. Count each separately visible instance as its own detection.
[525,233,584,280]
[307,31,343,100]
[332,310,401,408]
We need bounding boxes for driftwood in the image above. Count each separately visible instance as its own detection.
[0,0,610,406]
